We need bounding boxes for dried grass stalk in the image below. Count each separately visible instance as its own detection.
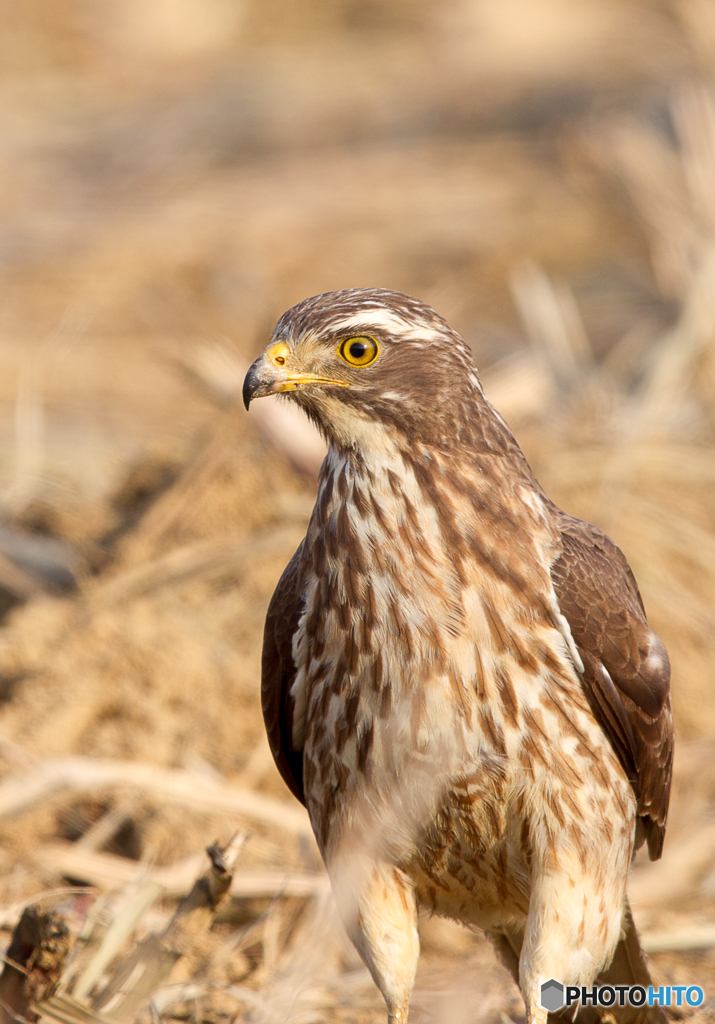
[32,842,326,900]
[87,525,305,606]
[116,403,247,566]
[0,756,313,837]
[71,884,164,1001]
[86,835,245,1022]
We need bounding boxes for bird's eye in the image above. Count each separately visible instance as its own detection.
[338,336,379,367]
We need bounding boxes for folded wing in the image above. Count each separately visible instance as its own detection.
[261,542,307,805]
[551,514,673,860]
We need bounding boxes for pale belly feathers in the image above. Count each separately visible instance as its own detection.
[291,447,635,930]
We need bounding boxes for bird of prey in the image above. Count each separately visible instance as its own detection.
[242,289,673,1024]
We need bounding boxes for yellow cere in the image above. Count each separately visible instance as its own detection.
[338,336,380,367]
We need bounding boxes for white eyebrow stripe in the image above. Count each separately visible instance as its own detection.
[328,310,438,342]
[329,310,410,332]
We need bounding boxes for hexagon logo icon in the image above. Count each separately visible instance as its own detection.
[540,979,565,1012]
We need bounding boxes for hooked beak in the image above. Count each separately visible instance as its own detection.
[242,342,350,409]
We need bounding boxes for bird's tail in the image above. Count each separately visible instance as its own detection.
[490,900,667,1024]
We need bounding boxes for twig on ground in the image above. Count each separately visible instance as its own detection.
[75,799,137,853]
[85,833,246,1022]
[31,842,326,901]
[0,756,313,837]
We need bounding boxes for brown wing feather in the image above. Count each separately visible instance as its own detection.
[551,514,673,860]
[261,541,307,805]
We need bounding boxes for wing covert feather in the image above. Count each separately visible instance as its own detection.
[261,541,307,806]
[551,514,673,860]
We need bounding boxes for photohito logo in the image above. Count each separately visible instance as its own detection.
[540,980,565,1012]
[540,980,704,1012]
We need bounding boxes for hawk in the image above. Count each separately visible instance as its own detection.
[242,289,673,1024]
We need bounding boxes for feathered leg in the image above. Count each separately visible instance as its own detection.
[491,901,666,1024]
[330,858,419,1024]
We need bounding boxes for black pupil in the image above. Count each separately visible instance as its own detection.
[349,341,367,360]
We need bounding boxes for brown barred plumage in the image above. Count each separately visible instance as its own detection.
[244,289,673,1024]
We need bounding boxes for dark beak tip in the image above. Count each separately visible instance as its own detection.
[242,366,257,410]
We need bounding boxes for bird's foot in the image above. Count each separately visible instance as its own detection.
[527,1004,548,1024]
[388,1002,409,1024]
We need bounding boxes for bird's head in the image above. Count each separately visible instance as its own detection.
[243,288,496,453]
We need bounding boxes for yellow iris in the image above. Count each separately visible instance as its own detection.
[338,336,380,367]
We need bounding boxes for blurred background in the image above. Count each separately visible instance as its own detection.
[0,1,712,1022]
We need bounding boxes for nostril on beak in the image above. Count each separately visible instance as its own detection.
[274,355,286,366]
